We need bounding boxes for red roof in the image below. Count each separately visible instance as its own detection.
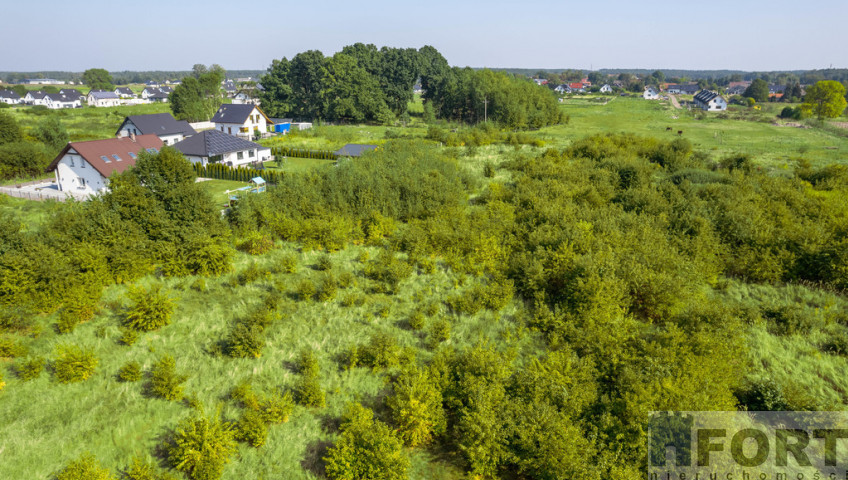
[569,83,584,89]
[47,135,164,178]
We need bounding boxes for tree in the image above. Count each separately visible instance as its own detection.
[323,53,392,124]
[82,68,114,90]
[743,78,769,103]
[258,58,294,117]
[0,111,22,145]
[288,50,327,119]
[170,71,224,122]
[192,64,208,78]
[324,403,409,480]
[801,80,847,120]
[32,116,68,153]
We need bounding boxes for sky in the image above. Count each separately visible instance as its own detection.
[1,0,846,73]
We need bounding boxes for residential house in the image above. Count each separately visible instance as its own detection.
[223,80,237,97]
[0,90,21,104]
[643,87,660,100]
[569,82,585,93]
[667,83,699,95]
[232,92,259,105]
[115,87,135,98]
[768,84,786,95]
[533,79,548,86]
[24,79,64,85]
[334,144,378,158]
[145,80,159,87]
[693,90,727,111]
[46,135,163,195]
[87,90,121,107]
[115,113,197,146]
[141,87,169,102]
[554,84,568,94]
[172,129,271,168]
[725,85,747,95]
[211,104,273,138]
[59,89,85,102]
[44,92,81,109]
[599,84,613,93]
[23,90,48,105]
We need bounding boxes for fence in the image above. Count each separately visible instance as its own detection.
[192,163,288,185]
[0,187,88,202]
[271,146,339,161]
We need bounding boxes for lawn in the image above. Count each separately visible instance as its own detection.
[197,179,250,206]
[542,96,848,168]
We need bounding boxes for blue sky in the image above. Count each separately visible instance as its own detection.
[1,0,845,72]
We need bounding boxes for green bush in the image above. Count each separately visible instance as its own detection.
[225,323,264,358]
[296,279,316,301]
[294,375,325,407]
[296,349,320,377]
[150,355,187,401]
[56,293,99,334]
[387,368,446,446]
[123,456,178,480]
[235,409,268,447]
[237,263,267,285]
[56,453,116,480]
[363,251,413,294]
[190,278,207,292]
[119,327,140,346]
[0,335,27,358]
[408,311,425,330]
[237,231,275,255]
[316,254,333,271]
[118,361,143,382]
[428,318,451,346]
[258,391,294,424]
[317,273,338,302]
[124,284,175,332]
[165,411,237,480]
[230,380,260,410]
[53,345,98,383]
[16,357,44,381]
[338,271,355,288]
[324,403,409,480]
[279,253,298,273]
[350,333,401,370]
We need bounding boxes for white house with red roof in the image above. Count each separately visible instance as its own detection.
[47,134,164,195]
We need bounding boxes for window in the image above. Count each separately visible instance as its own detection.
[80,178,86,187]
[69,157,74,167]
[237,151,244,160]
[101,155,111,163]
[163,139,168,145]
[249,149,255,157]
[112,154,121,162]
[146,148,158,153]
[128,152,137,159]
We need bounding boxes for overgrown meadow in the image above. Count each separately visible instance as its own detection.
[1,97,848,479]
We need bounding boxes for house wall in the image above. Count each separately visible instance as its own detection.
[214,108,268,137]
[54,153,107,195]
[0,97,20,104]
[88,95,120,107]
[188,147,271,168]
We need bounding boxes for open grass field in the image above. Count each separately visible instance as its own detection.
[6,103,173,142]
[197,179,251,206]
[542,96,848,167]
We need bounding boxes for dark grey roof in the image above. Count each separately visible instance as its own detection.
[117,113,197,137]
[172,129,264,157]
[89,90,119,99]
[115,87,134,95]
[212,104,266,124]
[694,90,721,103]
[27,91,47,99]
[334,144,378,157]
[0,90,21,100]
[45,93,77,102]
[59,88,84,98]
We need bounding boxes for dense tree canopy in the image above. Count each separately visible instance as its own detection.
[743,78,769,103]
[801,80,848,119]
[82,68,114,90]
[170,69,225,122]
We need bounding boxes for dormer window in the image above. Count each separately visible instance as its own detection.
[112,154,121,162]
[146,148,158,153]
[128,152,137,159]
[101,155,111,163]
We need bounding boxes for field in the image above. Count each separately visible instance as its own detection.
[2,95,848,479]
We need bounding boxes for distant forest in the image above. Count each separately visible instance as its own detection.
[0,70,265,84]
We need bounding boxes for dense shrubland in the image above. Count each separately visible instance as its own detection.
[2,132,848,479]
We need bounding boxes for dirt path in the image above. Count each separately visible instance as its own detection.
[669,94,681,109]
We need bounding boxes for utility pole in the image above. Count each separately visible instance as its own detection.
[482,97,488,123]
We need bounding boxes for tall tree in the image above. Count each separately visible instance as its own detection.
[743,78,769,103]
[258,58,294,118]
[801,80,848,120]
[377,47,420,116]
[170,71,223,122]
[82,68,114,90]
[323,53,392,124]
[288,50,327,119]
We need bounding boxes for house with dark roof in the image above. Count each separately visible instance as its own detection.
[115,87,135,98]
[333,144,378,158]
[59,89,85,102]
[140,87,170,103]
[0,90,22,104]
[667,83,699,95]
[44,92,81,109]
[23,90,48,105]
[47,135,164,195]
[87,90,121,107]
[643,87,660,100]
[172,129,271,168]
[211,104,273,139]
[116,113,197,146]
[693,90,727,111]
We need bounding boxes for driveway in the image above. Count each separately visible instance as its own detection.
[0,180,90,202]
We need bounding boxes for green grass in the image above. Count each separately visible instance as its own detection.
[542,96,848,168]
[8,103,173,142]
[0,244,534,479]
[0,194,63,229]
[262,157,337,173]
[197,179,251,206]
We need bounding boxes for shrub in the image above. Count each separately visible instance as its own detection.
[237,263,267,285]
[235,409,268,447]
[124,284,175,332]
[258,391,294,424]
[190,278,207,292]
[363,250,413,294]
[279,253,298,273]
[119,327,140,346]
[340,293,365,307]
[56,453,116,480]
[338,271,355,288]
[317,273,338,302]
[353,333,401,370]
[296,279,316,301]
[230,381,260,410]
[150,355,187,401]
[0,335,27,358]
[118,361,143,382]
[408,311,426,331]
[324,403,409,480]
[237,231,274,255]
[483,162,496,178]
[428,318,451,346]
[123,456,177,480]
[165,411,237,480]
[294,375,325,407]
[225,323,264,358]
[296,349,320,377]
[17,357,45,381]
[316,254,333,271]
[53,345,98,383]
[386,369,446,446]
[57,293,99,334]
